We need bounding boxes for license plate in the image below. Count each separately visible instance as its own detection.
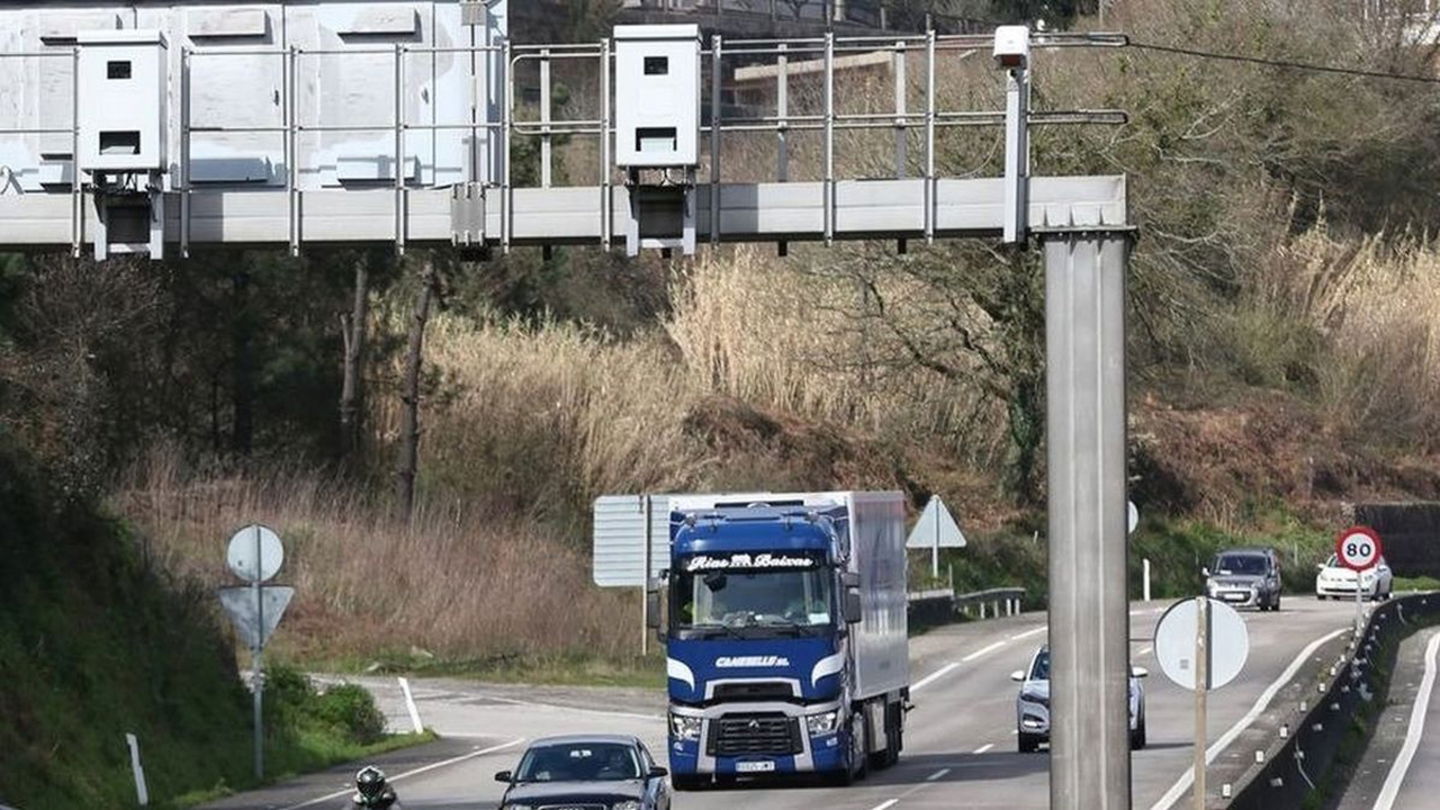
[736,761,775,773]
[1223,593,1245,601]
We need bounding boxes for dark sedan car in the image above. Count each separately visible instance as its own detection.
[495,734,671,810]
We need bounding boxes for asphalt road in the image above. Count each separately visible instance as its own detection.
[209,597,1359,810]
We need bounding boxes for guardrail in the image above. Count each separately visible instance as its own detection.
[1227,592,1440,809]
[956,587,1025,619]
[906,586,1026,627]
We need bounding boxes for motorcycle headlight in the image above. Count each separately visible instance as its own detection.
[612,801,643,810]
[806,709,840,736]
[670,713,701,741]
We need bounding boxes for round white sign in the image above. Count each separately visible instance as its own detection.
[1153,597,1249,691]
[1127,501,1139,535]
[226,524,284,583]
[1336,526,1382,572]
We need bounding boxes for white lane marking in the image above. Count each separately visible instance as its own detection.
[1010,626,1047,641]
[962,640,1007,663]
[973,743,994,754]
[912,661,960,692]
[1136,645,1153,656]
[869,800,899,810]
[282,737,525,810]
[1373,630,1440,810]
[927,767,952,781]
[1149,627,1348,810]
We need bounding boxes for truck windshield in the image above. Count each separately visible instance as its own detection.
[672,553,833,637]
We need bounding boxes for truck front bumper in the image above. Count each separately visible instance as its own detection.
[668,699,847,776]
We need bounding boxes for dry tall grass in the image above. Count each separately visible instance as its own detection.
[1255,228,1440,449]
[114,444,635,663]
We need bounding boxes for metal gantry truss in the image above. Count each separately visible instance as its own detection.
[0,26,1127,258]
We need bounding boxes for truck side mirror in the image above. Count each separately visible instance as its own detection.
[646,591,662,630]
[842,588,862,624]
[494,770,512,783]
[1201,566,1210,578]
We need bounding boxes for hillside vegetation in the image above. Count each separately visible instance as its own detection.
[5,0,1440,680]
[0,440,427,808]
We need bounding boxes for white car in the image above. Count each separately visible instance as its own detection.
[1011,646,1147,753]
[1315,554,1393,601]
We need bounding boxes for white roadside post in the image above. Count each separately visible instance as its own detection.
[398,677,425,734]
[125,733,149,806]
[1143,559,1152,603]
[1154,597,1250,810]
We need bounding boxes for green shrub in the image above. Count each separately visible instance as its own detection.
[311,684,387,745]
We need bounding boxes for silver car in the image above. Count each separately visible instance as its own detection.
[1204,548,1282,611]
[1011,646,1147,753]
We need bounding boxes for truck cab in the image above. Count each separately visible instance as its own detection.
[658,492,907,789]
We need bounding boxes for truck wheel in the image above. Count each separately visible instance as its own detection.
[1018,731,1040,753]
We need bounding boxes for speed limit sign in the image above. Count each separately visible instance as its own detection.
[1336,526,1383,571]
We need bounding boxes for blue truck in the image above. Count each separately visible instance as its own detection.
[651,491,909,789]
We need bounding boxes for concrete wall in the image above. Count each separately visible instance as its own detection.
[1357,503,1440,579]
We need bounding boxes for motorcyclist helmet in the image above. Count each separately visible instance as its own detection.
[355,766,388,801]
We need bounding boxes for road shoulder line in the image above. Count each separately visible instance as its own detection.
[1373,630,1440,810]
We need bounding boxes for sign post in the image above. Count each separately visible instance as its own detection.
[1193,596,1207,810]
[1336,526,1383,637]
[1154,596,1249,809]
[220,524,288,781]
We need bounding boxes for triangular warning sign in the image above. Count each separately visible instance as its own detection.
[906,496,966,549]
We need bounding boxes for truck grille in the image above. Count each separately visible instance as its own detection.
[712,681,796,701]
[707,712,803,756]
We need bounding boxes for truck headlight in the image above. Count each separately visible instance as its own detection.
[806,709,840,736]
[612,802,643,810]
[670,713,701,741]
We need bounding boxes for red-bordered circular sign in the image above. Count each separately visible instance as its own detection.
[1335,526,1383,571]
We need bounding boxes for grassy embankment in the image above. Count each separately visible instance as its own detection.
[0,443,430,810]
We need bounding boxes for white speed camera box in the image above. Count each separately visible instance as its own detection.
[614,24,700,169]
[76,29,168,173]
